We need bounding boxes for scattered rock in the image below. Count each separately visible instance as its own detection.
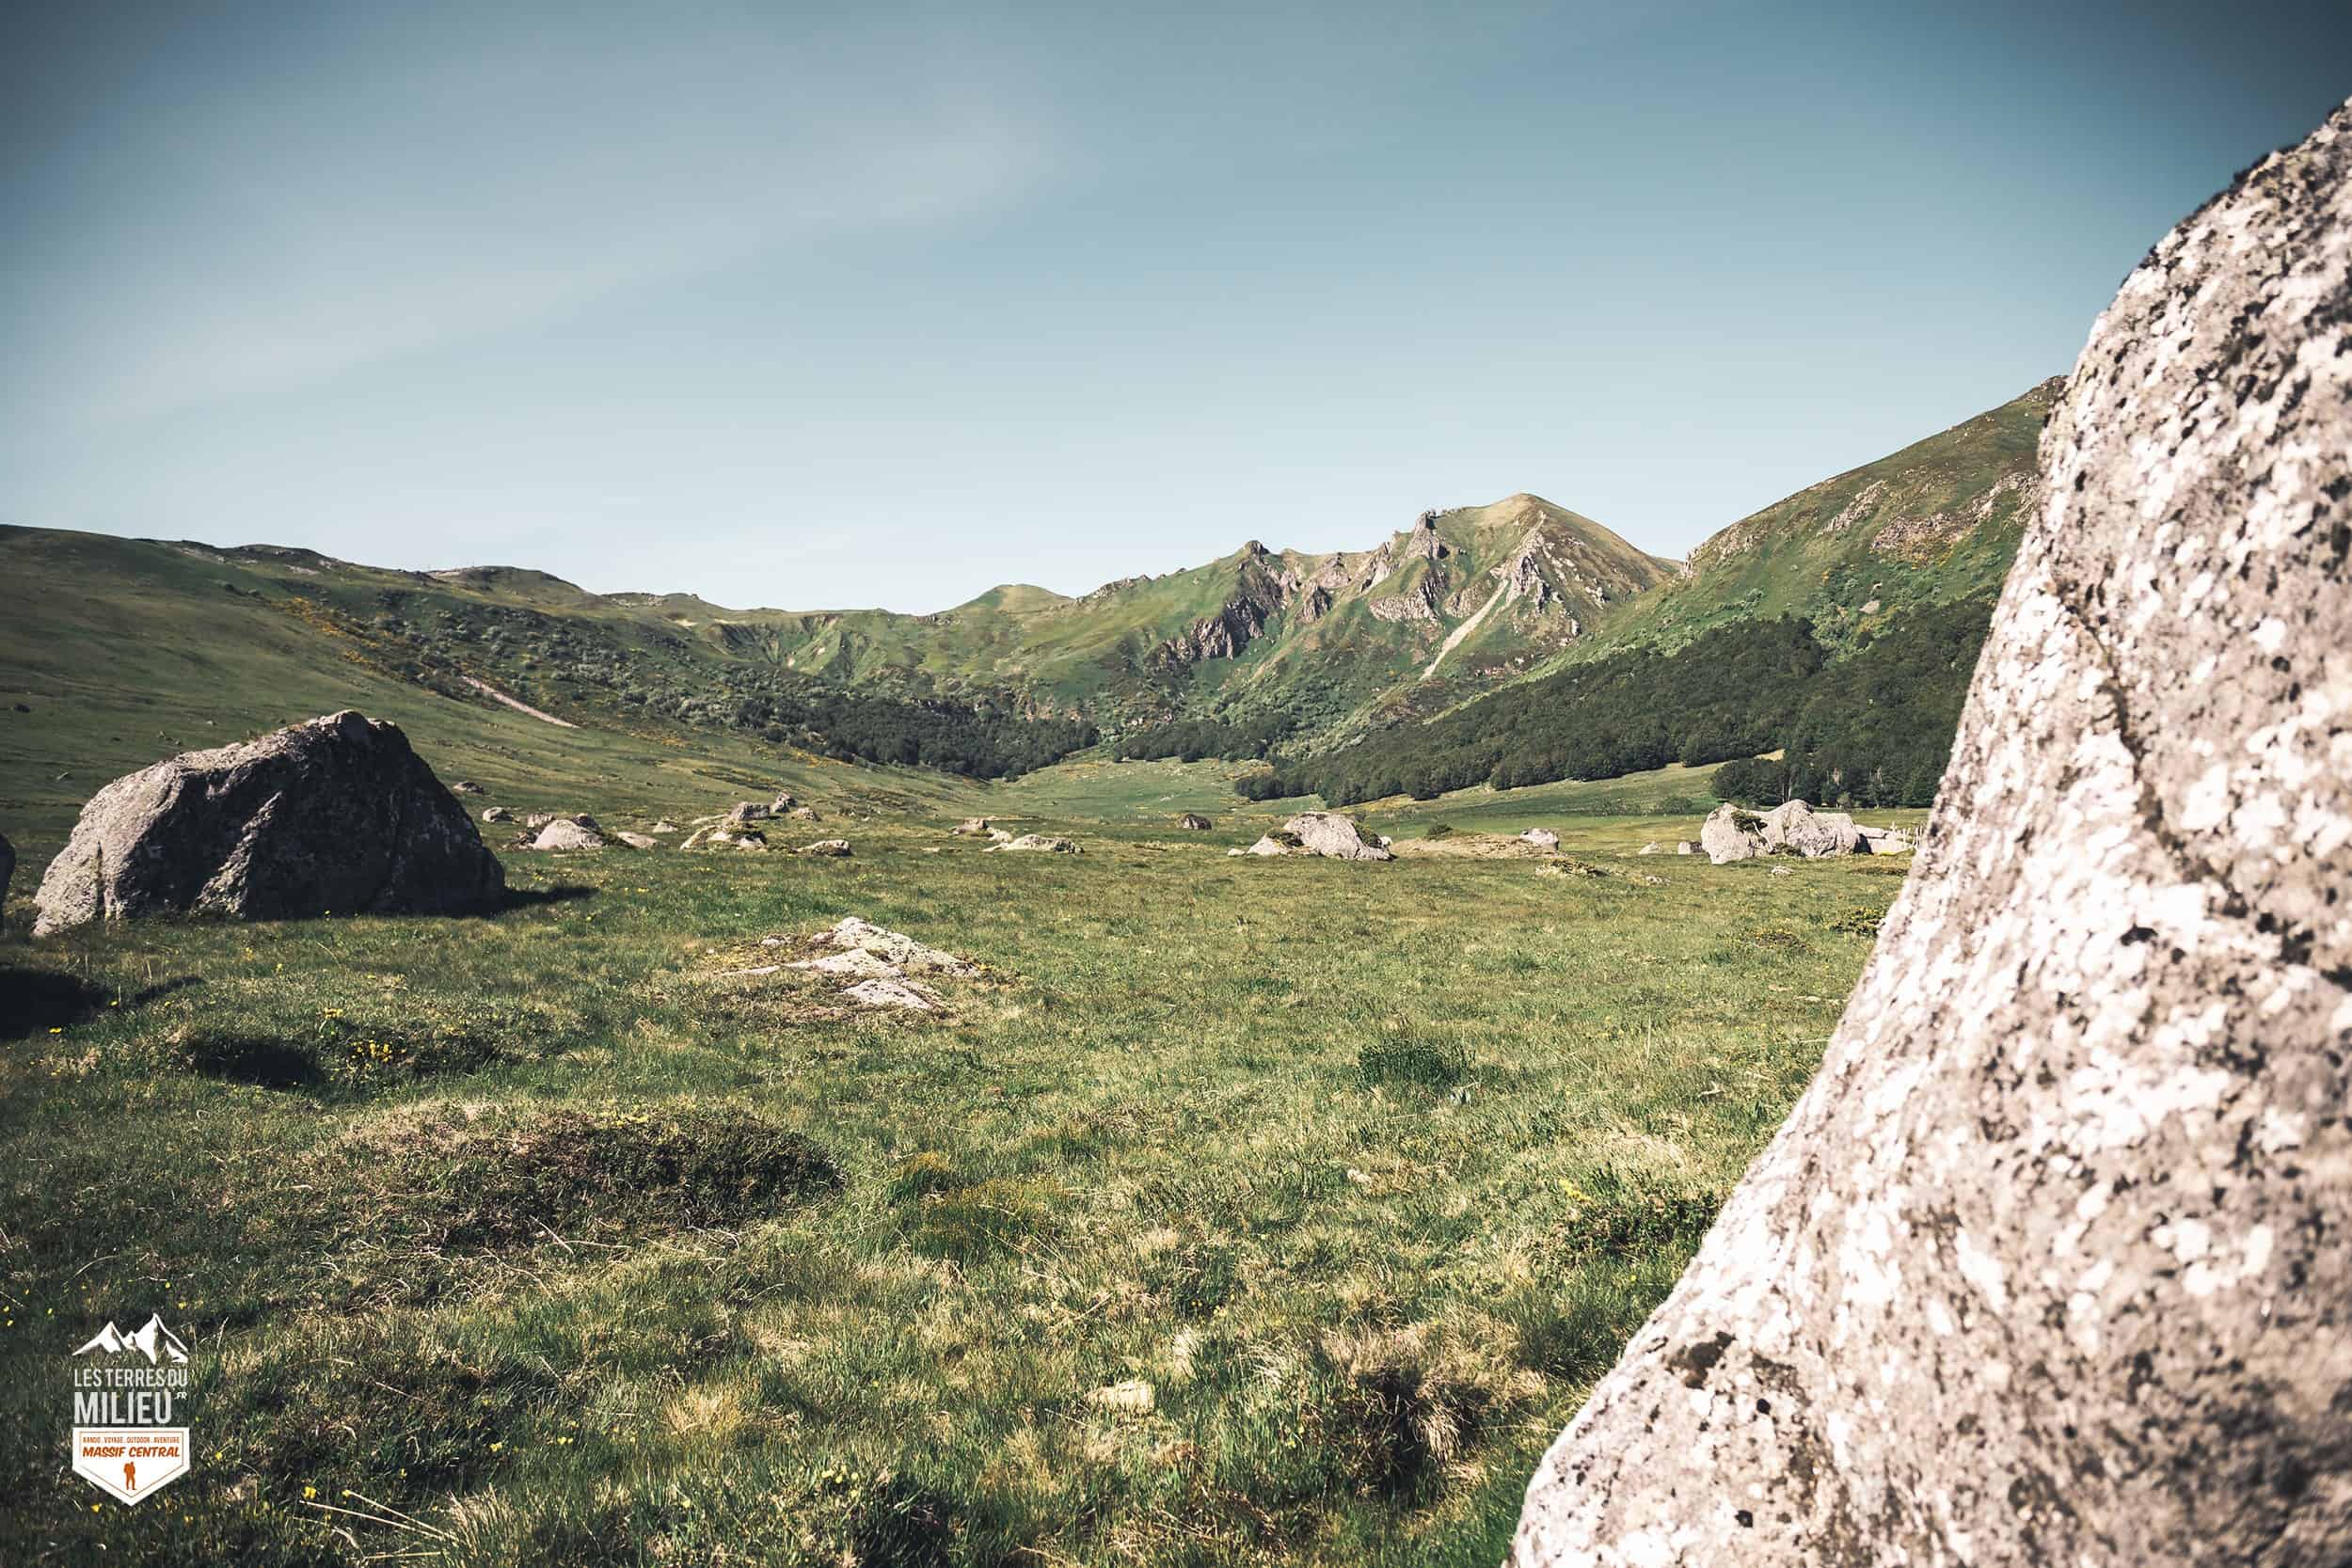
[727,800,770,825]
[1855,824,1915,855]
[532,815,606,851]
[615,832,659,850]
[770,793,797,812]
[1698,803,1766,863]
[1636,841,1661,855]
[523,813,558,830]
[800,839,852,857]
[1512,103,2352,1566]
[986,827,1013,844]
[1760,799,1860,858]
[950,816,993,836]
[682,825,768,852]
[1768,865,1792,877]
[788,805,820,821]
[648,820,678,834]
[1176,813,1214,831]
[1283,812,1393,861]
[32,710,503,935]
[1521,828,1561,849]
[481,805,513,823]
[1676,841,1694,855]
[987,834,1079,853]
[449,780,484,796]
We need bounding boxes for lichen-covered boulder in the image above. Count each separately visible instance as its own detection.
[1759,799,1859,858]
[33,710,503,935]
[1697,802,1765,863]
[1513,102,2352,1567]
[1282,812,1392,861]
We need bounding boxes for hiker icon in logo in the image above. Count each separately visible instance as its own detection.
[69,1314,194,1505]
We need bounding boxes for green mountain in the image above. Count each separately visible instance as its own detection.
[1241,380,2058,806]
[1591,376,2059,659]
[0,380,2055,820]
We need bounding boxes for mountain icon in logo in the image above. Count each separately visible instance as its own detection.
[72,1314,189,1366]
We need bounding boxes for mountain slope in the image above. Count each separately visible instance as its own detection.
[1593,377,2058,659]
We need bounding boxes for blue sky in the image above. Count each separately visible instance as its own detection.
[5,1,2346,611]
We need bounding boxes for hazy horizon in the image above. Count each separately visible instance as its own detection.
[7,1,2346,612]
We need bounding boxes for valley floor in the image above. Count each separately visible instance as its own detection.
[0,746,1923,1564]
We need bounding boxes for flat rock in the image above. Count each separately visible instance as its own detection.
[788,947,903,979]
[842,976,941,1011]
[615,832,659,850]
[32,710,503,935]
[800,838,851,857]
[987,833,1078,853]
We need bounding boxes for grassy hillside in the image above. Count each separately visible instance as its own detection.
[0,528,996,861]
[1578,378,2058,662]
[2,784,1914,1566]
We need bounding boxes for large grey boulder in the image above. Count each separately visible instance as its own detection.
[1282,812,1393,861]
[1759,798,1859,858]
[1514,103,2352,1567]
[33,710,503,936]
[1697,802,1765,863]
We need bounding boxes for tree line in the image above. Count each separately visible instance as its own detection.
[1240,600,1994,810]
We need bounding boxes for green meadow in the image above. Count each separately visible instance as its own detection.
[0,742,1921,1566]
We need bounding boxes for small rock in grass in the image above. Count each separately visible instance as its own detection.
[1089,1380,1155,1413]
[532,816,605,851]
